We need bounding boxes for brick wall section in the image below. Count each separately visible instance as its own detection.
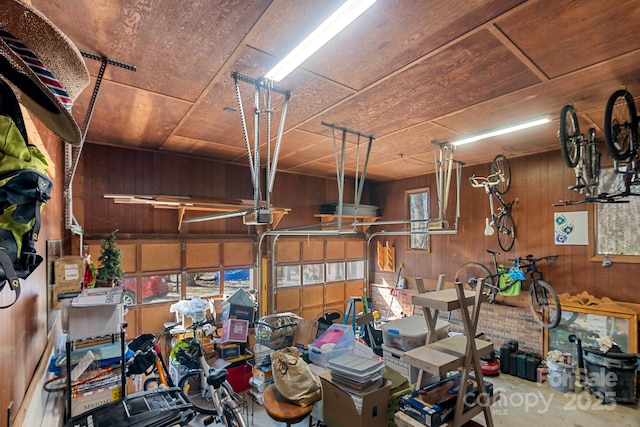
[370,284,543,356]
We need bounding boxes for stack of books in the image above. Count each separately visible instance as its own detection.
[326,354,385,394]
[70,366,123,417]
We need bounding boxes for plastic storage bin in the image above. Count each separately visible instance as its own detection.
[381,316,449,351]
[327,354,385,382]
[308,323,355,367]
[583,347,637,403]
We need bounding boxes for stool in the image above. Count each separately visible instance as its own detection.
[263,384,314,427]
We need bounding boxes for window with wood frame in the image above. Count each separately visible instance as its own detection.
[407,187,430,251]
[594,168,640,261]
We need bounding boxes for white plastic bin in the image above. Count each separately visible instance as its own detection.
[381,316,449,351]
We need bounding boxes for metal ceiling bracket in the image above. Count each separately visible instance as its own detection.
[321,121,375,231]
[231,72,291,214]
[64,51,136,231]
[431,140,463,231]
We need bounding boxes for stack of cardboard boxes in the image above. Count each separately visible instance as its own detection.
[50,256,86,310]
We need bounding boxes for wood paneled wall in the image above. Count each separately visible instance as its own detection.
[369,151,640,305]
[78,144,363,235]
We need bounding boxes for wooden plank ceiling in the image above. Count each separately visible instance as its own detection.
[33,0,640,182]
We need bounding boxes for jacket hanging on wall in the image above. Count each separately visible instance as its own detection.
[0,78,53,308]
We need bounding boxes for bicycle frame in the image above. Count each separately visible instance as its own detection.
[178,320,247,427]
[573,130,601,197]
[469,171,519,251]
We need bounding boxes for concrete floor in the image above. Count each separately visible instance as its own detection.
[187,373,638,427]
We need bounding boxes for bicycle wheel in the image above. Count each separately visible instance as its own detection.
[454,262,494,293]
[143,375,161,390]
[221,382,247,427]
[490,154,511,194]
[178,371,217,414]
[495,212,515,252]
[528,280,561,329]
[558,104,580,168]
[604,89,637,161]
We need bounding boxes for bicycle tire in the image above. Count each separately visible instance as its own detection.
[143,375,160,390]
[490,154,511,194]
[528,280,561,329]
[221,382,247,427]
[604,89,637,161]
[495,212,515,252]
[558,104,580,168]
[453,261,495,289]
[178,371,217,414]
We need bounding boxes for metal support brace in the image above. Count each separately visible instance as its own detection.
[321,121,375,230]
[183,73,291,225]
[430,140,463,230]
[64,51,136,231]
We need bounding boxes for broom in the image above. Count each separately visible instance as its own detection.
[385,263,404,319]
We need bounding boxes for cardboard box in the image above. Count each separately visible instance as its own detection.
[321,374,391,427]
[294,318,319,348]
[221,318,249,343]
[217,343,241,359]
[54,256,86,284]
[252,366,273,382]
[51,282,82,310]
[221,289,255,322]
[398,372,493,427]
[221,302,254,323]
[71,383,122,417]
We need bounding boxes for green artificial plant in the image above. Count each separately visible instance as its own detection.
[96,229,125,284]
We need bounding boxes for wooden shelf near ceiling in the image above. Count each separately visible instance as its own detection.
[104,194,290,230]
[313,214,379,231]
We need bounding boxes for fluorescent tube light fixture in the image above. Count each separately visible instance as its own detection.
[264,0,378,81]
[452,117,552,146]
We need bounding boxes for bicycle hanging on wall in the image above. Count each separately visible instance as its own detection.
[455,251,561,328]
[469,154,519,251]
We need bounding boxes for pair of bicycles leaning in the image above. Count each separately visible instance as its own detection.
[455,250,562,329]
[556,87,640,205]
[126,318,247,427]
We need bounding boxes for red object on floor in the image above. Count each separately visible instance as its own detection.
[480,359,500,376]
[226,363,252,392]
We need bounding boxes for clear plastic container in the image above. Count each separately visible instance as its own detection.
[381,316,449,351]
[308,323,355,367]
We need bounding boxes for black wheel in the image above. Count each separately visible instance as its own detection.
[558,104,581,168]
[143,375,160,390]
[454,262,495,299]
[528,280,561,328]
[604,89,637,161]
[495,212,515,252]
[179,371,217,414]
[490,154,511,194]
[221,382,246,427]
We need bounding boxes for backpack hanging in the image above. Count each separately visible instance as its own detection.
[0,77,53,308]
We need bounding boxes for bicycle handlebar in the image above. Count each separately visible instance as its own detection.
[469,171,505,188]
[185,316,216,332]
[508,254,558,267]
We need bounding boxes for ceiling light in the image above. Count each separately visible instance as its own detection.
[452,117,552,146]
[264,0,378,81]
